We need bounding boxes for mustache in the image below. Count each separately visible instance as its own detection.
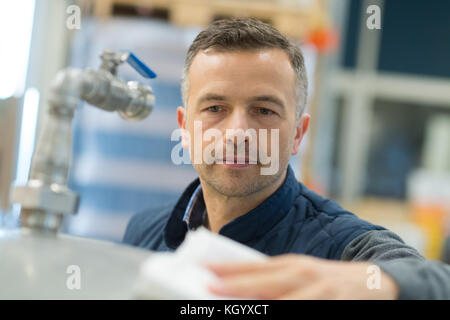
[207,143,269,164]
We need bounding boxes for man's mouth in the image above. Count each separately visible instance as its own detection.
[219,157,254,168]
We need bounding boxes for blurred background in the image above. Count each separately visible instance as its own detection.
[0,0,449,262]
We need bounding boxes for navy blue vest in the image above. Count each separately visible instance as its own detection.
[123,166,385,260]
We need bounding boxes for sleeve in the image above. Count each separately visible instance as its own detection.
[341,229,450,299]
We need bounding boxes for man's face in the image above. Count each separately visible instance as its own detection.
[178,48,309,197]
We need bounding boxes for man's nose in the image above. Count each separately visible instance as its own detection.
[224,108,251,143]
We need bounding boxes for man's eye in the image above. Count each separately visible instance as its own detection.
[207,106,222,112]
[257,108,275,116]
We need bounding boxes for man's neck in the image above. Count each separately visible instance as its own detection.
[200,170,287,233]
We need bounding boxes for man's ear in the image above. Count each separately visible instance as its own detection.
[177,106,189,148]
[291,113,310,155]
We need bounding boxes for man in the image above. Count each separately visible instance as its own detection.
[123,18,450,299]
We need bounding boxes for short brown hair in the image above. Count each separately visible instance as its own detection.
[181,18,308,118]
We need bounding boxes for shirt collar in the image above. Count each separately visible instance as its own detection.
[182,184,206,230]
[164,165,300,249]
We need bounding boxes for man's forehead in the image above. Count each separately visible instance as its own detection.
[190,47,292,69]
[187,48,296,89]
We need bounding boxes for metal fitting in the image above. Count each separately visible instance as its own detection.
[12,179,79,215]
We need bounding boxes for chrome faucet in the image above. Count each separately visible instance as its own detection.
[11,50,156,232]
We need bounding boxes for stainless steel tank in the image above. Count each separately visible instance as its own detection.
[0,228,151,299]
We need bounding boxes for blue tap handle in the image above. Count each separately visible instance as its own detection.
[125,52,157,79]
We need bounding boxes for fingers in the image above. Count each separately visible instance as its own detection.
[206,254,315,277]
[205,260,284,277]
[206,254,322,299]
[279,282,337,300]
[208,268,303,299]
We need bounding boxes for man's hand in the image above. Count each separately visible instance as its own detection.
[206,254,399,299]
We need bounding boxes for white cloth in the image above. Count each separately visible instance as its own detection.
[133,228,266,299]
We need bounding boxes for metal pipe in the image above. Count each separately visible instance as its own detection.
[12,50,156,232]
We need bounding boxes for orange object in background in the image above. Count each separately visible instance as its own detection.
[410,203,448,260]
[407,170,450,260]
[306,27,339,53]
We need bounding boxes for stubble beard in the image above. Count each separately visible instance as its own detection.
[194,158,289,198]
